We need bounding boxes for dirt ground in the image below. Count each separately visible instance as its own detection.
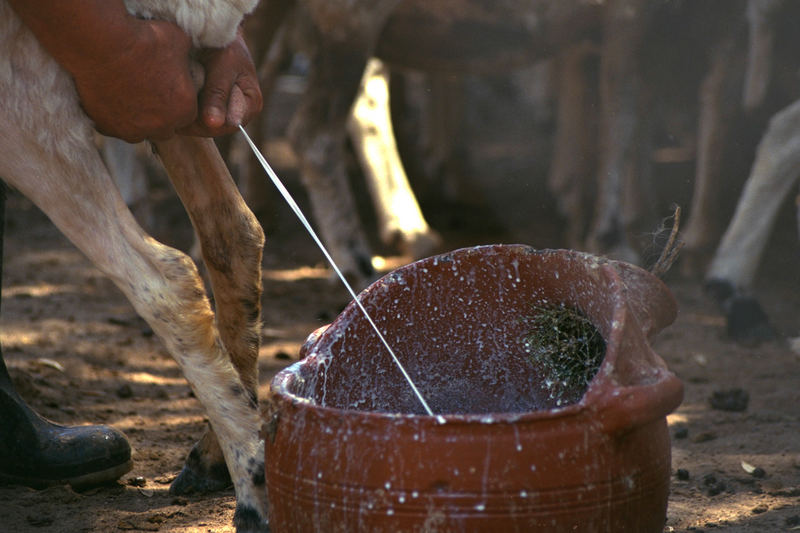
[1,75,799,532]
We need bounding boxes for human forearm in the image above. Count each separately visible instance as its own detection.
[7,0,138,75]
[8,0,261,141]
[8,0,197,142]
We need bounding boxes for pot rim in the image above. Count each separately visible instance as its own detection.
[269,352,683,430]
[268,245,682,430]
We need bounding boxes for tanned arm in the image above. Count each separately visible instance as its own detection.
[8,0,261,141]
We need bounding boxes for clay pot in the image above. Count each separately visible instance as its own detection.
[265,245,683,532]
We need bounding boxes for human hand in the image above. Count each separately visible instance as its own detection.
[7,0,201,143]
[9,0,260,142]
[179,30,263,137]
[70,18,199,143]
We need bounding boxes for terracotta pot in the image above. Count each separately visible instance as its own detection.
[265,245,683,532]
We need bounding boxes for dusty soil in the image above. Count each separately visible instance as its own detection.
[1,75,799,533]
[1,178,799,533]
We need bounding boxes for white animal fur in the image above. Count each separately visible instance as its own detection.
[0,1,268,531]
[127,0,256,47]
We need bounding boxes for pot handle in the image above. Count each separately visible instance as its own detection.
[612,261,678,340]
[592,372,684,436]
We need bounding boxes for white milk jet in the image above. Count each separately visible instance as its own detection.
[239,125,444,423]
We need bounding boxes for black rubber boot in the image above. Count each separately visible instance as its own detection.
[0,360,133,489]
[0,183,132,489]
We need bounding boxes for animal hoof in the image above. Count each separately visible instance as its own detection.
[705,279,775,344]
[724,294,775,344]
[704,278,735,303]
[169,444,231,495]
[234,504,270,533]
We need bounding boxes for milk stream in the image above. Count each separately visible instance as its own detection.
[239,125,444,423]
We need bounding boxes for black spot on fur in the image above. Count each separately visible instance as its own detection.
[242,297,261,323]
[230,383,245,399]
[200,237,233,275]
[252,465,265,487]
[230,383,258,410]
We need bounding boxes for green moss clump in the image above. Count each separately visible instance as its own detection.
[520,303,606,405]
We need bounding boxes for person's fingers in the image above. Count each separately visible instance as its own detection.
[179,32,262,137]
[227,84,247,126]
[201,90,229,130]
[195,55,233,130]
[231,74,263,126]
[181,79,260,136]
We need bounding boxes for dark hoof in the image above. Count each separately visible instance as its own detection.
[724,294,775,344]
[704,278,775,344]
[704,278,735,304]
[169,444,231,495]
[234,505,270,533]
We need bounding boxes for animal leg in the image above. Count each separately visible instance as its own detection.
[227,0,295,217]
[288,42,376,287]
[288,1,401,287]
[705,98,800,342]
[155,136,265,495]
[548,42,599,249]
[743,0,783,112]
[0,130,268,530]
[347,58,441,259]
[680,33,740,276]
[587,0,650,262]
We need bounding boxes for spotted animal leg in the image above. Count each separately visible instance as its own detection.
[0,124,269,531]
[155,137,267,507]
